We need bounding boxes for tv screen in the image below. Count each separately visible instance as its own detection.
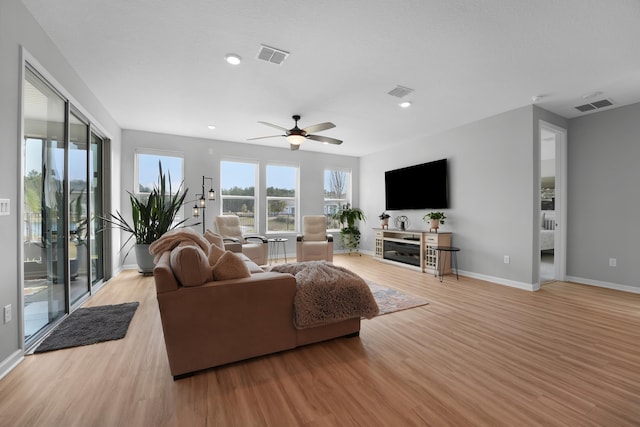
[385,159,448,210]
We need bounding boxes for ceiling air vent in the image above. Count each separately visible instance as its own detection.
[257,44,289,65]
[575,98,614,113]
[387,85,414,98]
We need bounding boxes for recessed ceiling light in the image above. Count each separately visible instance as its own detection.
[399,101,412,108]
[225,54,241,65]
[583,91,603,99]
[207,125,216,130]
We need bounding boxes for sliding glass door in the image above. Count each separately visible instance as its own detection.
[23,65,108,346]
[23,68,67,340]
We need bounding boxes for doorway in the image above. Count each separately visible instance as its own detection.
[538,122,567,284]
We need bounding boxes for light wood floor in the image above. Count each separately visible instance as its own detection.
[1,255,640,426]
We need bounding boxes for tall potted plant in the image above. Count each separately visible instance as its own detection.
[333,203,366,254]
[102,162,192,274]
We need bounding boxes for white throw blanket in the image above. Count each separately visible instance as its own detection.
[148,228,210,263]
[270,261,379,329]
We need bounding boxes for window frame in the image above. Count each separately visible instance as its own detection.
[219,160,258,234]
[266,163,299,234]
[324,168,352,231]
[134,149,184,196]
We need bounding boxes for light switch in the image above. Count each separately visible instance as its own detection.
[0,199,9,216]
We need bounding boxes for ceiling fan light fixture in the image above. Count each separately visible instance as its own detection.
[286,134,305,145]
[225,53,241,65]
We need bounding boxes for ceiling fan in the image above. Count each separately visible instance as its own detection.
[248,115,343,150]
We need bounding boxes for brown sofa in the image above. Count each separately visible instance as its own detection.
[153,251,360,379]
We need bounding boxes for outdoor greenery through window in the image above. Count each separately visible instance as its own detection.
[220,161,257,233]
[324,169,350,230]
[267,164,298,233]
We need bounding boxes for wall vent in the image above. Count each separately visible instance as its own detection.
[257,44,289,65]
[387,85,414,98]
[575,98,614,113]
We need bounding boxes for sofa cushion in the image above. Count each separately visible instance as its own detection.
[208,243,226,266]
[204,230,225,249]
[212,251,251,281]
[170,245,212,287]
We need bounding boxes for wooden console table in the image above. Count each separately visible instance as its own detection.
[373,228,452,274]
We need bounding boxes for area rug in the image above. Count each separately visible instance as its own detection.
[367,282,429,316]
[34,302,139,353]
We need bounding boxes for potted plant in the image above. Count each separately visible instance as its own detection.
[333,203,366,254]
[378,212,390,229]
[101,162,192,274]
[423,211,446,232]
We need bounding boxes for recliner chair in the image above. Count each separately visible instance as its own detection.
[296,215,333,262]
[214,215,269,265]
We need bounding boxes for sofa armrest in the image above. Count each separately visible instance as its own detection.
[156,272,298,376]
[245,235,268,244]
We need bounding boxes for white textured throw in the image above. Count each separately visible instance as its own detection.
[270,261,379,329]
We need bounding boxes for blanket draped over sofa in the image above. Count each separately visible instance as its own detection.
[270,261,379,328]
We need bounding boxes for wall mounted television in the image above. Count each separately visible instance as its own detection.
[385,158,449,210]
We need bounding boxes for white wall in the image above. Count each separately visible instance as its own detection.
[567,102,640,292]
[362,106,543,288]
[120,130,359,266]
[0,0,121,377]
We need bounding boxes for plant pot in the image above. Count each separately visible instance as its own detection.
[135,244,156,275]
[429,219,440,232]
[380,218,389,228]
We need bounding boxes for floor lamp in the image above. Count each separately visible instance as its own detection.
[191,176,215,233]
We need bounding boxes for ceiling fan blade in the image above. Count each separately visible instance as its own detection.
[302,122,335,134]
[257,121,289,132]
[247,135,285,140]
[306,134,343,145]
[290,143,300,151]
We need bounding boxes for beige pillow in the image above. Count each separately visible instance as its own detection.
[204,230,225,249]
[208,243,226,266]
[170,245,212,287]
[212,251,251,281]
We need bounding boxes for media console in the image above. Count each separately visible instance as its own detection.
[373,228,452,274]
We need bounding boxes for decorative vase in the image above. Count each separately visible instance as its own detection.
[429,219,440,232]
[135,244,156,275]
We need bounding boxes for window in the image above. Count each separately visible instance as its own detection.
[266,164,298,233]
[135,151,183,195]
[324,169,351,230]
[220,161,257,233]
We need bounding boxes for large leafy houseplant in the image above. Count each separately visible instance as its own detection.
[102,162,191,272]
[332,203,366,254]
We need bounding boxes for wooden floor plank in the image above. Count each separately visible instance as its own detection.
[1,254,640,426]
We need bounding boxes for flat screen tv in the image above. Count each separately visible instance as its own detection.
[385,159,448,210]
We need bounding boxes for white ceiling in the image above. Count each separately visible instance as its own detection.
[21,0,640,157]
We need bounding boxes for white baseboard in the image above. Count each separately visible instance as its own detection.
[457,270,538,291]
[0,350,24,381]
[566,276,640,294]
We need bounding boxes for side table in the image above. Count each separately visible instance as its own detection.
[268,238,288,265]
[433,246,460,282]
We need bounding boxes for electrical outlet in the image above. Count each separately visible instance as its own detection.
[504,255,510,264]
[609,258,617,267]
[3,304,11,323]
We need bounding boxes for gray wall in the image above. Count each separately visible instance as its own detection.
[0,0,121,377]
[567,102,640,291]
[120,130,359,267]
[361,106,551,288]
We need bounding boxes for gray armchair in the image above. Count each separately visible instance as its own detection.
[214,215,268,265]
[296,215,334,262]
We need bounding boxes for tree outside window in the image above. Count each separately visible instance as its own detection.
[324,169,350,230]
